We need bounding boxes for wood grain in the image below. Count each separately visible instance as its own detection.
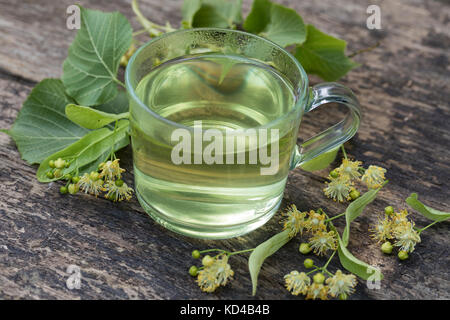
[0,0,449,299]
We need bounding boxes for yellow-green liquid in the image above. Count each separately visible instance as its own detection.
[130,54,298,238]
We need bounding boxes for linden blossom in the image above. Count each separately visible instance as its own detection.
[170,121,280,175]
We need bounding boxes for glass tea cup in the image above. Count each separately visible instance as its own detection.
[125,28,361,239]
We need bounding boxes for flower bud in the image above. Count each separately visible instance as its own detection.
[192,250,201,259]
[329,169,339,178]
[384,206,394,216]
[202,255,214,267]
[188,266,198,277]
[349,189,361,200]
[381,241,393,254]
[53,169,62,178]
[398,250,409,260]
[49,160,55,168]
[60,186,68,194]
[46,171,54,179]
[303,258,314,269]
[115,179,124,187]
[90,171,100,181]
[339,293,348,300]
[72,176,80,184]
[68,184,79,194]
[313,272,325,284]
[54,158,66,169]
[299,243,312,254]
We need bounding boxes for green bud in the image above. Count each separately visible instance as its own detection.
[115,179,124,187]
[398,250,409,261]
[59,186,68,194]
[65,162,70,168]
[299,243,312,254]
[72,176,80,184]
[381,241,393,254]
[202,255,214,267]
[54,158,66,169]
[339,293,348,300]
[188,266,199,277]
[53,169,62,178]
[46,171,54,179]
[98,162,105,170]
[90,171,100,181]
[384,206,394,216]
[64,174,72,181]
[313,272,325,284]
[192,250,201,259]
[303,258,314,269]
[68,184,79,194]
[349,189,361,200]
[329,169,339,178]
[49,160,55,168]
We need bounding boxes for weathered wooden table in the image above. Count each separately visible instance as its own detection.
[0,0,448,299]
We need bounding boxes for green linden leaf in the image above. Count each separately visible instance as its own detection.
[243,0,271,34]
[300,146,339,172]
[248,229,291,296]
[295,25,359,81]
[66,104,129,130]
[181,0,202,28]
[62,6,132,106]
[192,0,243,28]
[3,79,89,164]
[36,120,130,182]
[329,224,383,281]
[95,90,129,113]
[406,193,450,222]
[342,186,384,247]
[243,0,306,47]
[336,232,383,281]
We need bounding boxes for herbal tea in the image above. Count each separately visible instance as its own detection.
[130,53,299,238]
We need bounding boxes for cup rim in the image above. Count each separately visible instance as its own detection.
[125,27,309,131]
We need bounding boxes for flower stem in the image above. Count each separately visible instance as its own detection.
[323,251,336,270]
[325,212,345,222]
[417,220,439,234]
[341,145,348,159]
[228,248,255,256]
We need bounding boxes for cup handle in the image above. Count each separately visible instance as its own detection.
[290,82,362,170]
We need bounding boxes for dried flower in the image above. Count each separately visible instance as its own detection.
[323,176,352,202]
[305,283,329,300]
[337,159,362,180]
[197,254,234,293]
[361,165,386,189]
[370,215,393,242]
[391,209,409,226]
[103,180,133,202]
[284,271,310,296]
[326,270,357,298]
[282,205,307,237]
[305,210,327,233]
[99,159,125,180]
[393,221,421,253]
[77,172,103,197]
[309,230,337,256]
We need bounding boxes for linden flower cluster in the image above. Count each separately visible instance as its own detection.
[282,205,337,257]
[323,158,387,202]
[284,269,357,300]
[46,158,133,202]
[370,206,421,260]
[189,252,234,293]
